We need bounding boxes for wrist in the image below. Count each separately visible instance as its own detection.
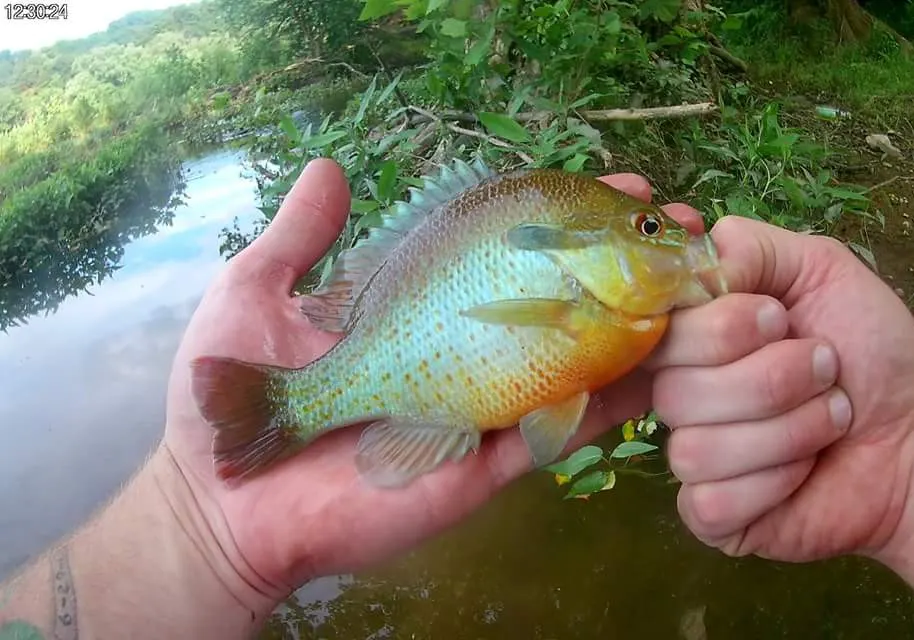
[70,444,278,639]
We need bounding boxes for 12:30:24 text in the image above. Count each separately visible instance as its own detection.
[4,3,68,19]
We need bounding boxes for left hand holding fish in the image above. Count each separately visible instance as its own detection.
[156,158,815,615]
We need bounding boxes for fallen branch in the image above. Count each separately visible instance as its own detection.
[708,45,748,72]
[409,102,717,126]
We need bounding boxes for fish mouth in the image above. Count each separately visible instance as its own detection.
[685,233,728,298]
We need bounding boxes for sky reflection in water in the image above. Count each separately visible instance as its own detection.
[0,149,259,579]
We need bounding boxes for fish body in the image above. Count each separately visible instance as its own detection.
[191,158,726,487]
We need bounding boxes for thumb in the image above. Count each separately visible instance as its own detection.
[711,215,840,305]
[235,158,351,292]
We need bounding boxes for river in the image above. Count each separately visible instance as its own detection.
[1,149,912,639]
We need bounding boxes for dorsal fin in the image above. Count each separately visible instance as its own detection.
[300,157,496,333]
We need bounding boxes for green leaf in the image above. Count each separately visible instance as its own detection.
[544,444,604,477]
[610,441,659,459]
[692,169,732,189]
[376,160,397,202]
[355,75,378,125]
[478,112,532,143]
[563,153,589,173]
[301,130,348,149]
[426,0,449,13]
[278,115,300,142]
[466,21,495,66]
[564,470,612,498]
[440,18,467,37]
[639,0,682,22]
[359,0,400,20]
[377,72,404,105]
[351,198,380,214]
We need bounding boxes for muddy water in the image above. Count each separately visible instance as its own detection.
[1,149,912,639]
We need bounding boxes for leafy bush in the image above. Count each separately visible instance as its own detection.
[0,126,184,330]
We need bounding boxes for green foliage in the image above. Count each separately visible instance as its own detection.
[677,102,873,232]
[216,0,369,60]
[0,126,184,330]
[544,413,665,500]
[362,0,722,111]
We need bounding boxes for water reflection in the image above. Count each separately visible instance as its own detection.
[0,148,260,579]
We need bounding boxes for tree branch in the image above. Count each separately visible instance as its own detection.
[409,102,717,126]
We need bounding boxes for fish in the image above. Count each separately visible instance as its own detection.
[190,157,727,488]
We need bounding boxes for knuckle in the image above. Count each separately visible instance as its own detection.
[666,430,699,482]
[682,484,728,534]
[759,358,796,411]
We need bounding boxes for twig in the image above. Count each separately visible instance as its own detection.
[706,34,748,72]
[865,175,914,193]
[327,62,370,79]
[409,105,535,164]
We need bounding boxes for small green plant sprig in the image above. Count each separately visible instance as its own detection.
[544,411,669,500]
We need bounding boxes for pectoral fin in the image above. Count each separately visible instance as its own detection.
[460,298,584,337]
[520,392,591,467]
[355,418,481,488]
[506,224,604,251]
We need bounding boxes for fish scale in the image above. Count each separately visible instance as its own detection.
[189,157,726,486]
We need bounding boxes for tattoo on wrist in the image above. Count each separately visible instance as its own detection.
[50,547,77,640]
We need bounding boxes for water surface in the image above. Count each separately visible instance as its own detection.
[2,148,913,639]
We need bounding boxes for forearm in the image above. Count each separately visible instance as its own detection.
[0,446,277,640]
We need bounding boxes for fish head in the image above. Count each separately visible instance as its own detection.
[517,181,728,317]
[599,200,728,315]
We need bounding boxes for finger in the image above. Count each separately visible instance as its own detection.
[668,386,852,484]
[677,457,815,544]
[234,158,351,291]
[644,293,788,369]
[655,339,839,426]
[598,173,652,202]
[661,203,705,236]
[710,215,851,303]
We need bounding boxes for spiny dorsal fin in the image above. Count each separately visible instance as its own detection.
[300,157,496,333]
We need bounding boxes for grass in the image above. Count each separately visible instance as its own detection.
[724,10,914,132]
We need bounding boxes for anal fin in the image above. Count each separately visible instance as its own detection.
[520,392,590,467]
[355,418,481,488]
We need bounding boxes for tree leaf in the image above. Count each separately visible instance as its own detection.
[543,444,603,477]
[427,0,449,13]
[376,160,397,203]
[359,0,400,20]
[563,153,589,173]
[610,441,658,459]
[478,112,531,143]
[440,18,467,37]
[564,470,612,498]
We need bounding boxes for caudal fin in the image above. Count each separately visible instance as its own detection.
[190,356,301,481]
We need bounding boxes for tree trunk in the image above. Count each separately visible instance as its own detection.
[787,0,872,42]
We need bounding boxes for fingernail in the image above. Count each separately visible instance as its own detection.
[813,344,838,386]
[756,302,786,341]
[828,388,852,431]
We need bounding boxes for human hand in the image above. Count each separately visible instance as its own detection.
[655,213,914,578]
[157,159,808,610]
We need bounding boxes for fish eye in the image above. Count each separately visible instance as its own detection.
[633,212,663,237]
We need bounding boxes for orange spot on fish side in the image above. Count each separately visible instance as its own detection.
[420,359,429,370]
[434,351,442,360]
[445,373,454,383]
[466,376,475,386]
[404,373,412,383]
